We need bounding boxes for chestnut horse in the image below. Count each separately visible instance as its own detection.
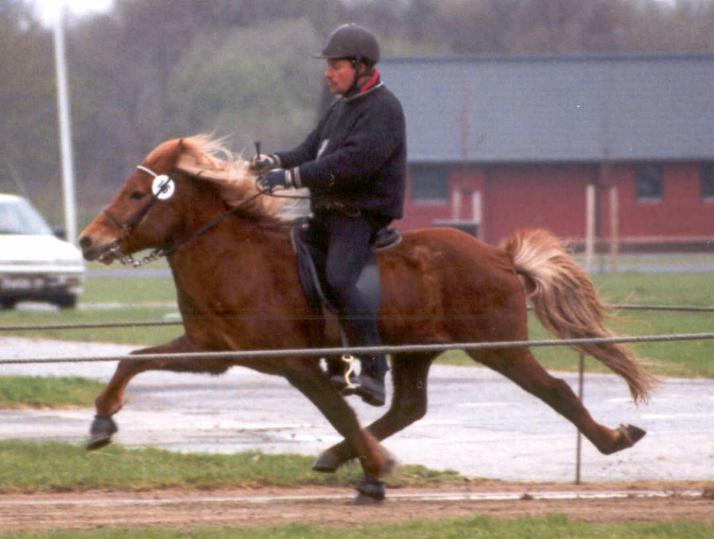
[78,135,656,501]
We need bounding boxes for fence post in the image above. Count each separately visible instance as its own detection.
[609,186,619,273]
[575,352,585,485]
[585,183,596,272]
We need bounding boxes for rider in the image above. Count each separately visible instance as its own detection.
[251,23,406,407]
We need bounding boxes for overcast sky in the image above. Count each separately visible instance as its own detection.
[28,0,677,27]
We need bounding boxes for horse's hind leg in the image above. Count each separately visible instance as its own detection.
[314,352,435,472]
[472,348,645,455]
[88,336,195,450]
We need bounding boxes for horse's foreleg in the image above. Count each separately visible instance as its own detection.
[284,362,393,489]
[88,335,195,450]
[473,349,646,455]
[314,353,434,473]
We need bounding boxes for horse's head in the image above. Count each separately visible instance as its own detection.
[78,135,288,265]
[79,138,193,264]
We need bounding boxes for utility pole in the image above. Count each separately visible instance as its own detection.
[53,2,78,244]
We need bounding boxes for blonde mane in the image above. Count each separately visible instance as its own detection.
[175,134,293,222]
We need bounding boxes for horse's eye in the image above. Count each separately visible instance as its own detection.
[129,191,144,200]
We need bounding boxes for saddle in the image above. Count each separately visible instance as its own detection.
[290,221,401,320]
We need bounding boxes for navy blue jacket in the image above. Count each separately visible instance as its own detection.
[276,83,406,219]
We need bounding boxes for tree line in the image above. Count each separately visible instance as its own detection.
[1,0,713,223]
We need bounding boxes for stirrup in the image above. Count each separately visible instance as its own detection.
[340,354,358,390]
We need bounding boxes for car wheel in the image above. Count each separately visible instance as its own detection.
[54,294,77,309]
[0,298,17,310]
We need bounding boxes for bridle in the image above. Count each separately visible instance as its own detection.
[101,164,269,267]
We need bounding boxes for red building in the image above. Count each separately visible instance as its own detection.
[379,55,714,250]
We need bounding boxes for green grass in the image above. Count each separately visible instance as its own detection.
[591,271,714,307]
[81,265,177,305]
[0,272,182,346]
[0,440,465,493]
[0,306,183,346]
[3,514,714,538]
[0,376,103,409]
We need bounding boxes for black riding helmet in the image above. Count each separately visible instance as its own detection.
[314,23,380,66]
[314,23,380,96]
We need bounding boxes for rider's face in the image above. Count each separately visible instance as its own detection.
[324,58,358,96]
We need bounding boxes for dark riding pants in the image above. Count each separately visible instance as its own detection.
[303,211,390,376]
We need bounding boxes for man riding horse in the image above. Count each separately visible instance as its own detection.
[251,23,406,407]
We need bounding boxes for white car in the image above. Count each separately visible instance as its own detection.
[0,194,85,309]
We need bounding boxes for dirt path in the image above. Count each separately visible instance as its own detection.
[1,484,712,533]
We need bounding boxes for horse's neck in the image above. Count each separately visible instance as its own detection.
[167,217,292,310]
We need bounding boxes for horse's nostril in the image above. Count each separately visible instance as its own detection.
[79,236,92,249]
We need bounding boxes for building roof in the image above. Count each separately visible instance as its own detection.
[379,54,714,164]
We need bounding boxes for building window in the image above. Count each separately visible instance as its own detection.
[409,165,449,202]
[635,164,663,202]
[701,163,714,200]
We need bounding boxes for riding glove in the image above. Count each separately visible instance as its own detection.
[259,168,298,192]
[249,153,280,173]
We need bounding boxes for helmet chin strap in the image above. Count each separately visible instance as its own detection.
[345,58,373,97]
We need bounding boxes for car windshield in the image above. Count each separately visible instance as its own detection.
[0,199,53,235]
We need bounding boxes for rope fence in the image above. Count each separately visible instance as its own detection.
[0,331,713,365]
[0,320,178,332]
[0,304,711,334]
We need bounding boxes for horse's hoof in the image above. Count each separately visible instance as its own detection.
[313,449,341,473]
[620,424,646,447]
[352,475,385,504]
[603,424,647,454]
[86,415,118,451]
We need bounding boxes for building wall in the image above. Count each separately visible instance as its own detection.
[481,164,595,244]
[600,163,714,240]
[401,163,596,243]
[400,161,714,247]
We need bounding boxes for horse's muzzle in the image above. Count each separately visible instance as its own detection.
[78,235,119,264]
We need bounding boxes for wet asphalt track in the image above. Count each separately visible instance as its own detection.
[1,337,713,483]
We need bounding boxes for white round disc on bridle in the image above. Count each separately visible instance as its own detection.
[152,175,175,200]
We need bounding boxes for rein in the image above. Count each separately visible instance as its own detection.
[104,164,270,268]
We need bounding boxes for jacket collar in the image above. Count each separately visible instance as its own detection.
[343,81,384,102]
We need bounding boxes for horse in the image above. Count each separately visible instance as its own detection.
[78,134,657,502]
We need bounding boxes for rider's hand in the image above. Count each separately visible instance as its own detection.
[258,169,296,192]
[249,154,280,173]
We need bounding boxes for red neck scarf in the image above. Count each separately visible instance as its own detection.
[358,67,381,94]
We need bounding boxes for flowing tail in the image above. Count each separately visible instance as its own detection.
[502,229,658,403]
